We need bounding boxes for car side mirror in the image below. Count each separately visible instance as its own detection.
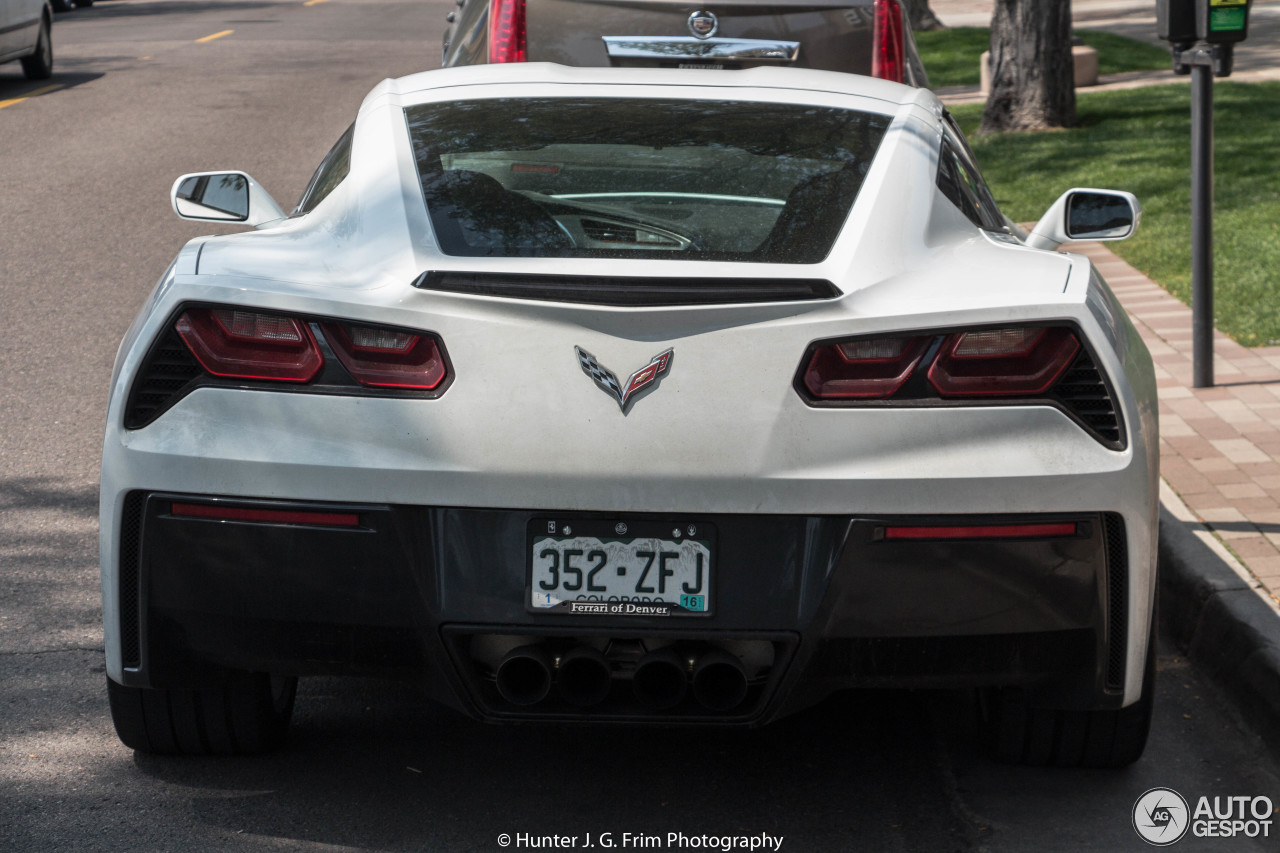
[171,171,286,228]
[1026,189,1141,251]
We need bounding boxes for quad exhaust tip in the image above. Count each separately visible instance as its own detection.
[633,648,689,710]
[495,644,553,706]
[492,641,751,712]
[557,646,613,706]
[692,649,748,712]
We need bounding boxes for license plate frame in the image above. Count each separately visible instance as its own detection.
[526,517,714,617]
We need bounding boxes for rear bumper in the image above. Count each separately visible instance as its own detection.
[114,492,1137,723]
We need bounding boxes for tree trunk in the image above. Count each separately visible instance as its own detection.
[902,0,945,32]
[978,0,1076,134]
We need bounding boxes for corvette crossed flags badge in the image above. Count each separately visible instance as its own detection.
[575,346,673,412]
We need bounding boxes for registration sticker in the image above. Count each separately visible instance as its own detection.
[528,519,713,616]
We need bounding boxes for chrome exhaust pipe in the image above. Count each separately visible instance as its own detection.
[633,648,688,710]
[495,645,552,706]
[692,650,748,711]
[557,646,613,707]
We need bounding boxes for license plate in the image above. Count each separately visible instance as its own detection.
[528,518,713,616]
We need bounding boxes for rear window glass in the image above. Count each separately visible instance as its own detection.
[405,98,890,263]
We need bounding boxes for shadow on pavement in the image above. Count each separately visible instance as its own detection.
[75,0,294,20]
[123,681,983,850]
[0,71,104,99]
[0,476,97,516]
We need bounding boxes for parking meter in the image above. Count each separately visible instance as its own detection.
[1158,0,1251,45]
[1197,0,1252,44]
[1155,0,1252,387]
[1157,0,1198,45]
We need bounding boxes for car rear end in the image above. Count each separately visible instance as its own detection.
[101,70,1153,759]
[443,0,926,85]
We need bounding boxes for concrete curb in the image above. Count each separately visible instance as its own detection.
[1158,482,1280,753]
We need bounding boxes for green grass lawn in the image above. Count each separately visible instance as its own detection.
[916,27,1171,89]
[950,84,1280,347]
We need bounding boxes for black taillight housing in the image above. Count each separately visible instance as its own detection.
[796,324,1125,449]
[124,305,452,429]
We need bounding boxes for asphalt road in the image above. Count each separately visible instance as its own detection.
[2,2,1279,851]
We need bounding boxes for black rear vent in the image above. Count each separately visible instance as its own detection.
[581,220,625,242]
[119,492,145,670]
[124,329,203,429]
[413,270,841,306]
[580,220,680,247]
[1051,348,1125,449]
[1103,512,1128,693]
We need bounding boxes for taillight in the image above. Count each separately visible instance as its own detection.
[872,0,906,84]
[928,327,1080,397]
[884,522,1078,541]
[800,325,1085,402]
[175,308,322,382]
[320,322,448,390]
[488,0,527,63]
[802,335,929,399]
[172,502,361,528]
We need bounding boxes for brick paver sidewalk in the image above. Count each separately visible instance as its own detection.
[1072,242,1280,605]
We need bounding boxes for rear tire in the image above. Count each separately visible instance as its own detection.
[73,0,94,7]
[983,614,1156,768]
[107,673,297,755]
[20,17,53,81]
[50,0,73,12]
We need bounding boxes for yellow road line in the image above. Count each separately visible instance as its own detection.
[303,0,330,6]
[0,84,63,111]
[196,29,234,43]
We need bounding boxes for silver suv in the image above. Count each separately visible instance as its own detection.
[0,0,53,80]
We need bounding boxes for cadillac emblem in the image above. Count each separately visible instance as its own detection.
[576,347,673,413]
[688,10,719,39]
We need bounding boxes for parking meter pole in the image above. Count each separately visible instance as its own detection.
[1159,0,1250,387]
[1191,60,1214,388]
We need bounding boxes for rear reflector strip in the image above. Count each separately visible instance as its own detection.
[884,522,1078,541]
[171,502,361,528]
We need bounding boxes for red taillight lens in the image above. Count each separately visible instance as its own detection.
[872,0,906,83]
[884,522,1078,541]
[176,308,322,382]
[803,335,929,399]
[488,0,527,63]
[172,502,361,528]
[928,327,1080,397]
[320,322,448,390]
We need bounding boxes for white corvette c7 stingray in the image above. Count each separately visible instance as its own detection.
[100,64,1158,766]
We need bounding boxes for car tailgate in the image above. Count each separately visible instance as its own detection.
[526,0,877,74]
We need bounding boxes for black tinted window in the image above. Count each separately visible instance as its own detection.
[938,117,1005,232]
[295,124,354,215]
[405,98,890,263]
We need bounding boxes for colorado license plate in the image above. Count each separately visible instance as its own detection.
[528,518,713,616]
